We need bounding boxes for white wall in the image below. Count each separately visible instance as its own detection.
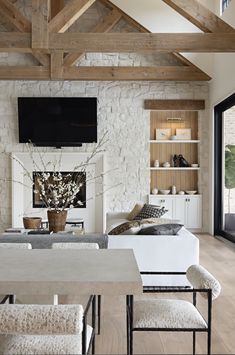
[0,79,210,232]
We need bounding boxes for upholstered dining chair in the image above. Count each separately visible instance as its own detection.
[51,242,102,335]
[0,301,96,355]
[126,265,221,355]
[0,243,32,249]
[0,243,32,305]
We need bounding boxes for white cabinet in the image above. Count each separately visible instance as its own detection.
[149,195,202,231]
[185,197,202,229]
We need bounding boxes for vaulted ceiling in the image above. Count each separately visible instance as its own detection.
[0,0,234,81]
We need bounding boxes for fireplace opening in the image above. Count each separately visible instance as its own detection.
[32,171,86,208]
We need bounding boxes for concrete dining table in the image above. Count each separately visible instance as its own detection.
[0,249,142,297]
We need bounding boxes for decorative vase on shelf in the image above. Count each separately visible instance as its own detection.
[47,210,68,233]
[23,217,42,229]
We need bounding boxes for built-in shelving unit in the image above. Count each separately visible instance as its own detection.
[150,110,200,192]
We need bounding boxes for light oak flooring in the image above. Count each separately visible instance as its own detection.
[95,234,235,354]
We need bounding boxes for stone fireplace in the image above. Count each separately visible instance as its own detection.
[12,152,105,233]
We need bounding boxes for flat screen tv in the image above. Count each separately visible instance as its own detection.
[18,97,97,147]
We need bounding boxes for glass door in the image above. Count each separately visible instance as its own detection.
[224,108,235,236]
[214,93,235,242]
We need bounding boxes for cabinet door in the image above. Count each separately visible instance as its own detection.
[174,197,187,225]
[149,196,173,219]
[185,197,202,229]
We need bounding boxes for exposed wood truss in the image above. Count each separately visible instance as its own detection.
[162,0,235,33]
[0,0,233,81]
[1,32,234,53]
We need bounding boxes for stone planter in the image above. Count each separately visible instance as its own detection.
[47,210,67,233]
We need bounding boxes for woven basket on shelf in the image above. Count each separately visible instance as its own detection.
[23,217,42,229]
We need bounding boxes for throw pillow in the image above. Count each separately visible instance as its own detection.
[127,203,144,220]
[138,224,183,235]
[108,221,142,235]
[133,204,168,220]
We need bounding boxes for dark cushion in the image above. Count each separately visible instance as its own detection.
[133,204,168,220]
[137,224,183,235]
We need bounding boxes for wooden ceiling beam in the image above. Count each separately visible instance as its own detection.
[0,0,31,32]
[0,32,234,53]
[0,0,49,65]
[98,0,210,79]
[99,0,149,32]
[162,0,234,33]
[63,66,210,81]
[32,0,49,49]
[0,66,50,79]
[50,51,63,79]
[63,8,122,66]
[49,0,96,33]
[0,65,210,81]
[50,32,235,52]
[50,0,64,20]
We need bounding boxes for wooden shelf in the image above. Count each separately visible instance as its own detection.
[149,194,201,197]
[149,140,200,143]
[150,167,200,171]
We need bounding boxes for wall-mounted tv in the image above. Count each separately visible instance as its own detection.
[18,97,97,147]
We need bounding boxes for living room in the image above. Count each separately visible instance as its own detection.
[0,0,234,354]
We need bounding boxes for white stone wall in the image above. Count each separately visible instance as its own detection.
[0,80,209,231]
[224,106,235,214]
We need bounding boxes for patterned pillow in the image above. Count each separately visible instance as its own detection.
[127,203,144,220]
[133,204,168,220]
[108,221,142,235]
[138,224,183,235]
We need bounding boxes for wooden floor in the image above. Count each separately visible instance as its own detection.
[95,234,235,354]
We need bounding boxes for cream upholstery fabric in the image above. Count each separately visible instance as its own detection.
[0,305,84,335]
[0,334,82,355]
[0,243,32,249]
[0,325,92,355]
[52,242,99,249]
[186,264,221,300]
[133,299,207,329]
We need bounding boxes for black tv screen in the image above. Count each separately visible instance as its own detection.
[18,97,97,147]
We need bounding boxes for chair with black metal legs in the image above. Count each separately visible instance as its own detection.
[0,243,32,305]
[52,242,102,335]
[126,265,221,355]
[0,298,96,355]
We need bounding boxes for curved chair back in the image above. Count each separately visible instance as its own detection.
[52,242,99,249]
[0,243,32,249]
[186,264,221,300]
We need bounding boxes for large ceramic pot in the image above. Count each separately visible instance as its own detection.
[47,210,67,233]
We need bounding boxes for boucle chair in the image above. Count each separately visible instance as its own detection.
[0,243,32,305]
[0,243,32,249]
[0,302,95,355]
[52,242,101,335]
[126,265,221,355]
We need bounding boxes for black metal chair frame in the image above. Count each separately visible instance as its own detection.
[126,271,212,355]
